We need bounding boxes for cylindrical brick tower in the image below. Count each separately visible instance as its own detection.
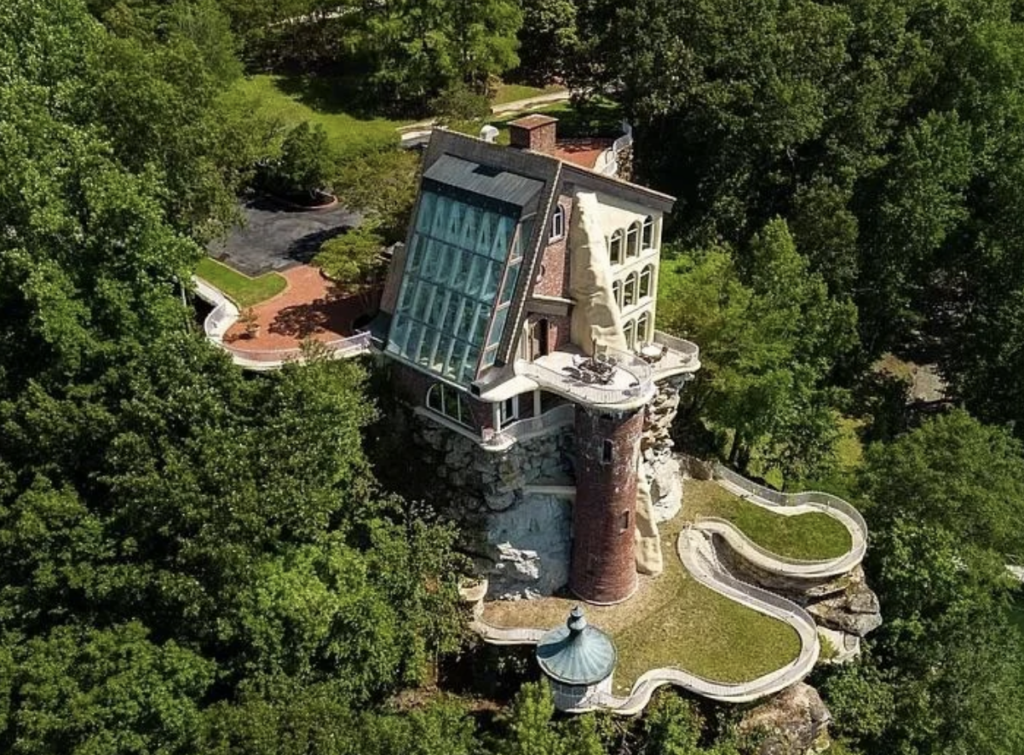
[569,406,643,604]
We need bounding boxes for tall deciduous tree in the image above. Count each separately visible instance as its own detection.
[658,219,857,481]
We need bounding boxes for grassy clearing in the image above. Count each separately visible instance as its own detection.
[683,479,853,561]
[196,258,287,307]
[481,516,801,694]
[222,75,405,159]
[490,82,565,105]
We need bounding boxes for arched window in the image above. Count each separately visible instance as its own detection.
[426,383,473,427]
[609,230,624,265]
[636,312,650,344]
[626,221,641,258]
[624,272,637,307]
[623,319,636,349]
[639,264,653,299]
[642,216,654,249]
[550,205,565,241]
[612,279,623,308]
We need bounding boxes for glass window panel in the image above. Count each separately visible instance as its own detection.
[610,231,623,265]
[469,303,491,344]
[416,193,435,232]
[499,262,520,306]
[488,307,509,348]
[612,280,623,308]
[430,195,447,237]
[481,346,498,369]
[642,216,654,248]
[483,260,500,300]
[467,255,486,297]
[462,346,480,382]
[447,340,469,379]
[428,288,446,326]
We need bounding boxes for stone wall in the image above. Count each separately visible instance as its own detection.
[413,414,576,599]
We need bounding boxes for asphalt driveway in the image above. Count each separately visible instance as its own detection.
[208,197,361,277]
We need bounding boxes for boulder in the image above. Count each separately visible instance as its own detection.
[739,683,832,755]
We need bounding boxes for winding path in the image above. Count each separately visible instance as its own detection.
[706,465,868,579]
[471,464,870,713]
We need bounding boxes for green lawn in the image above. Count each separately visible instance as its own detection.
[684,479,853,561]
[222,75,405,160]
[490,82,565,105]
[196,258,287,308]
[481,515,801,694]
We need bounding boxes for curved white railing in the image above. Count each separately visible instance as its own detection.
[707,465,868,579]
[470,526,820,712]
[481,403,576,452]
[516,347,655,407]
[193,275,372,370]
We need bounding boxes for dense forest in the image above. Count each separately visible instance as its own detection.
[2,0,1024,753]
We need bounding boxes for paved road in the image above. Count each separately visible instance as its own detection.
[208,198,361,277]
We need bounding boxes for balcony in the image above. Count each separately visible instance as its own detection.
[640,331,701,380]
[480,403,576,452]
[515,346,655,410]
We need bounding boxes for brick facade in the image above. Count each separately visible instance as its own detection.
[569,406,644,604]
[532,194,573,299]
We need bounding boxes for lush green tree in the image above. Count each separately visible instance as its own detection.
[658,219,857,481]
[334,148,421,243]
[859,409,1024,556]
[358,0,522,108]
[3,623,214,755]
[315,223,386,284]
[264,121,334,201]
[515,0,579,83]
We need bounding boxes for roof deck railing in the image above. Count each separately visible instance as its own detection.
[517,346,654,407]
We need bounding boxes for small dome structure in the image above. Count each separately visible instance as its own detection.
[536,606,617,710]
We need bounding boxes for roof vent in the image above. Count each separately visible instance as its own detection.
[480,125,499,143]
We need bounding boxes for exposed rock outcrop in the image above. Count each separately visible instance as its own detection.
[739,682,832,755]
[713,538,882,640]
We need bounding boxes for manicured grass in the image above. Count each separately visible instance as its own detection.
[490,82,566,105]
[683,479,853,561]
[481,516,801,694]
[222,75,405,159]
[196,258,287,308]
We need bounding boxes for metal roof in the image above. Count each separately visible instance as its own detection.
[423,153,544,209]
[536,606,617,686]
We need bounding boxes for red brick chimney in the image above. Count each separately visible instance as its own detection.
[508,114,558,155]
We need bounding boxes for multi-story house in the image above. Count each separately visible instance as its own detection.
[378,115,700,605]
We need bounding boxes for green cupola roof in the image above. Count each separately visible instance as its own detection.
[536,606,617,686]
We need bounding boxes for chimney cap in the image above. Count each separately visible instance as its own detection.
[508,114,559,131]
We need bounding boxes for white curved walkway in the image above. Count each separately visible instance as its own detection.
[471,527,820,712]
[706,465,868,579]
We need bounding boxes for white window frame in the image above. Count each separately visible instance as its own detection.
[426,383,473,428]
[609,230,624,265]
[639,264,653,299]
[499,395,520,428]
[549,205,565,241]
[626,221,641,259]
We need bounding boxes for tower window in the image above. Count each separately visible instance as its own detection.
[602,439,614,464]
[620,510,630,533]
